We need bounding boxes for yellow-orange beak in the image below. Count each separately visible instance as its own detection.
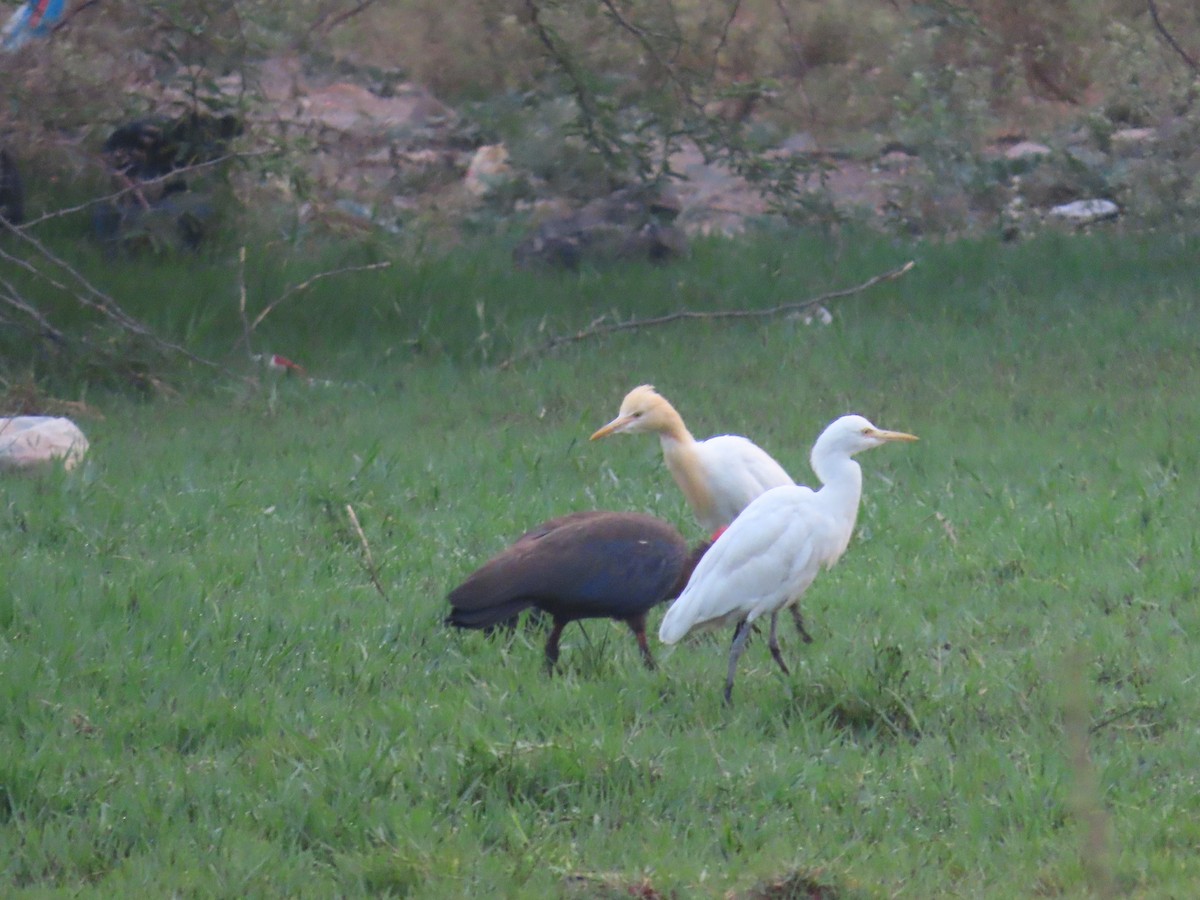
[869,428,919,443]
[590,415,634,441]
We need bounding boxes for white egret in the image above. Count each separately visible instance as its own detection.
[658,414,918,704]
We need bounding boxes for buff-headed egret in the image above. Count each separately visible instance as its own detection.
[447,511,709,670]
[590,385,795,538]
[590,384,815,640]
[658,414,918,704]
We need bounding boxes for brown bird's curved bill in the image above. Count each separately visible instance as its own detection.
[868,428,919,442]
[590,416,634,440]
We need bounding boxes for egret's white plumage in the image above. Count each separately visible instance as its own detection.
[590,385,794,535]
[658,414,918,704]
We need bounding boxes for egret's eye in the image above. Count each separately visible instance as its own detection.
[632,411,643,418]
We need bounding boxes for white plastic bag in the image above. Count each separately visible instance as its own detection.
[0,416,89,470]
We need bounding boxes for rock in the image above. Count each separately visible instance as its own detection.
[667,140,770,236]
[101,114,242,182]
[0,416,88,471]
[1017,155,1108,208]
[334,198,376,222]
[294,82,452,136]
[1110,127,1157,158]
[878,149,918,172]
[798,304,833,326]
[95,113,239,252]
[256,55,305,104]
[1048,199,1119,225]
[513,185,687,269]
[778,132,818,155]
[1005,141,1052,161]
[464,144,514,197]
[93,188,216,253]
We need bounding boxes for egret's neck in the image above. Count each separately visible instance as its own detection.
[812,451,863,560]
[660,431,716,528]
[652,403,692,445]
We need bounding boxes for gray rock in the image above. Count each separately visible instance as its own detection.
[1005,141,1052,161]
[513,186,687,270]
[778,132,818,155]
[1110,127,1158,158]
[1048,199,1119,225]
[1063,144,1108,171]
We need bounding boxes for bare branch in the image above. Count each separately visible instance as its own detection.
[1147,0,1200,74]
[232,260,392,353]
[598,0,701,112]
[0,279,69,346]
[523,0,625,173]
[50,0,105,37]
[710,0,746,81]
[16,151,268,230]
[0,216,223,371]
[498,260,915,370]
[771,0,816,124]
[305,0,380,40]
[237,245,252,354]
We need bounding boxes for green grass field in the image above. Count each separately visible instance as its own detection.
[3,230,1200,897]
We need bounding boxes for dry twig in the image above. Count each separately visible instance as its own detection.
[232,259,392,354]
[0,277,69,346]
[50,0,106,37]
[237,245,252,353]
[304,0,380,40]
[497,259,915,370]
[14,152,265,231]
[0,150,263,376]
[1147,0,1199,73]
[346,504,391,603]
[0,217,223,371]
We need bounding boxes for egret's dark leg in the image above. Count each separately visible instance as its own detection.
[767,611,791,676]
[724,618,753,706]
[789,605,814,644]
[624,613,656,670]
[543,619,566,672]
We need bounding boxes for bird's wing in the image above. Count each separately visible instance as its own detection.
[448,513,688,624]
[547,532,688,619]
[658,485,825,643]
[511,511,609,545]
[697,435,795,526]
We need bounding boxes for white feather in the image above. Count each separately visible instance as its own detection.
[653,414,918,702]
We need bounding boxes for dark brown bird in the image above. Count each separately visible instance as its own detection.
[446,511,708,670]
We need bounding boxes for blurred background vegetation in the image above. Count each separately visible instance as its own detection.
[0,0,1198,389]
[3,0,1197,212]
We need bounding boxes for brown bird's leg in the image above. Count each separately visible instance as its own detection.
[625,613,657,670]
[543,619,566,673]
[788,605,814,644]
[767,611,791,676]
[724,619,753,706]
